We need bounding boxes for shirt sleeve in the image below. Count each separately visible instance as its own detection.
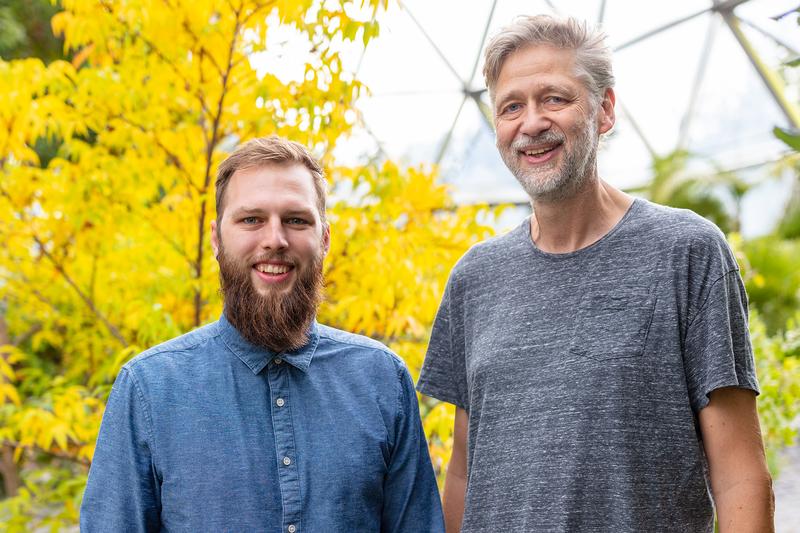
[417,277,469,410]
[683,267,759,413]
[80,367,161,532]
[381,365,445,533]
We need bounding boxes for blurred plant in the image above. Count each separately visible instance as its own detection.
[629,149,749,234]
[751,311,800,474]
[0,0,63,63]
[731,233,800,334]
[771,5,800,239]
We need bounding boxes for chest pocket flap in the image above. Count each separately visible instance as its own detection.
[569,285,656,361]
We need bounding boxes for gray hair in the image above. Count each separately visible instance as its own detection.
[216,135,327,224]
[483,15,615,106]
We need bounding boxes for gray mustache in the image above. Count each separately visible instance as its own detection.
[510,132,564,150]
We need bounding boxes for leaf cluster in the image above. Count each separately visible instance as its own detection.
[0,0,428,526]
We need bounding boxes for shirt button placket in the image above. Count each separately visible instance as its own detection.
[269,356,302,532]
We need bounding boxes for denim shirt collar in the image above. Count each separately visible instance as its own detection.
[218,313,320,374]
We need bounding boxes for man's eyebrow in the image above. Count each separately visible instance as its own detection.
[229,206,316,218]
[283,209,316,218]
[541,83,578,96]
[229,206,264,216]
[494,89,525,109]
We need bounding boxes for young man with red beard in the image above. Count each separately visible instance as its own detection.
[81,136,444,532]
[417,15,774,533]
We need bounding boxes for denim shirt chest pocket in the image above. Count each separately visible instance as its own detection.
[569,285,657,361]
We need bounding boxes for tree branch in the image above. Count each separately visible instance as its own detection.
[109,114,201,194]
[193,4,245,326]
[12,323,42,347]
[134,209,195,265]
[32,236,129,347]
[0,440,91,468]
[0,312,22,497]
[98,0,213,120]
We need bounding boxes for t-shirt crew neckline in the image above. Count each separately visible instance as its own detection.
[522,197,643,260]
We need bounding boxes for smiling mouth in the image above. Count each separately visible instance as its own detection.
[519,143,561,157]
[252,262,295,284]
[255,263,291,275]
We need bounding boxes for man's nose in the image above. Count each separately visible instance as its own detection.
[519,105,551,137]
[259,219,288,250]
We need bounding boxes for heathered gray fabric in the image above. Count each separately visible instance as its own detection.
[417,198,759,533]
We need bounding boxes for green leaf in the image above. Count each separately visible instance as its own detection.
[773,126,800,151]
[785,56,800,68]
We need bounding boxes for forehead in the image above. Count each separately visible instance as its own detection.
[224,163,318,212]
[495,45,581,93]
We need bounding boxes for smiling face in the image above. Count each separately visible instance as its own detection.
[211,163,330,351]
[211,163,329,295]
[493,45,615,202]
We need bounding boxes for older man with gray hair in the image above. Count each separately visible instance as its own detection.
[418,15,774,533]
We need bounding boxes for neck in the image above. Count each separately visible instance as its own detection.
[529,174,633,254]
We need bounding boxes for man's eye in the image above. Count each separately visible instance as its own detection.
[546,96,566,104]
[503,103,522,114]
[286,217,308,225]
[242,217,259,224]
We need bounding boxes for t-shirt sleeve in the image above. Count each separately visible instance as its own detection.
[417,275,469,410]
[683,256,759,413]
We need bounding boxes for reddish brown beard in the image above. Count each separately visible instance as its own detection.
[217,246,324,353]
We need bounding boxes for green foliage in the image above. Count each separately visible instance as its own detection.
[0,7,27,52]
[734,234,800,334]
[629,149,748,234]
[772,6,800,239]
[1,463,86,532]
[751,312,800,474]
[0,0,64,63]
[774,126,800,152]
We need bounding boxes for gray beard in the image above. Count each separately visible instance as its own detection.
[217,246,324,353]
[499,117,599,203]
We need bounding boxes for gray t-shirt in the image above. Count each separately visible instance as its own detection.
[417,199,758,533]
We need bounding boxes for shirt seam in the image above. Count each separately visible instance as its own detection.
[695,375,760,412]
[123,366,161,474]
[317,332,396,357]
[686,268,740,331]
[126,330,221,369]
[447,281,465,409]
[523,197,643,260]
[416,380,467,412]
[394,362,406,452]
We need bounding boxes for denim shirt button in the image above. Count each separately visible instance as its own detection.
[287,525,296,533]
[276,398,285,407]
[282,456,291,466]
[274,358,283,365]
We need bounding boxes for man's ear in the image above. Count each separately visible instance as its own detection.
[322,223,331,257]
[598,87,616,135]
[210,219,220,259]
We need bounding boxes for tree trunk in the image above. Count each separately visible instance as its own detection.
[0,307,21,497]
[0,445,21,497]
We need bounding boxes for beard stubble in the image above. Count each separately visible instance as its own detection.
[499,111,599,203]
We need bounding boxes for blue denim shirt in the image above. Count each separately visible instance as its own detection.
[80,315,444,532]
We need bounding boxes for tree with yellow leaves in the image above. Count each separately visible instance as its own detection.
[0,0,495,528]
